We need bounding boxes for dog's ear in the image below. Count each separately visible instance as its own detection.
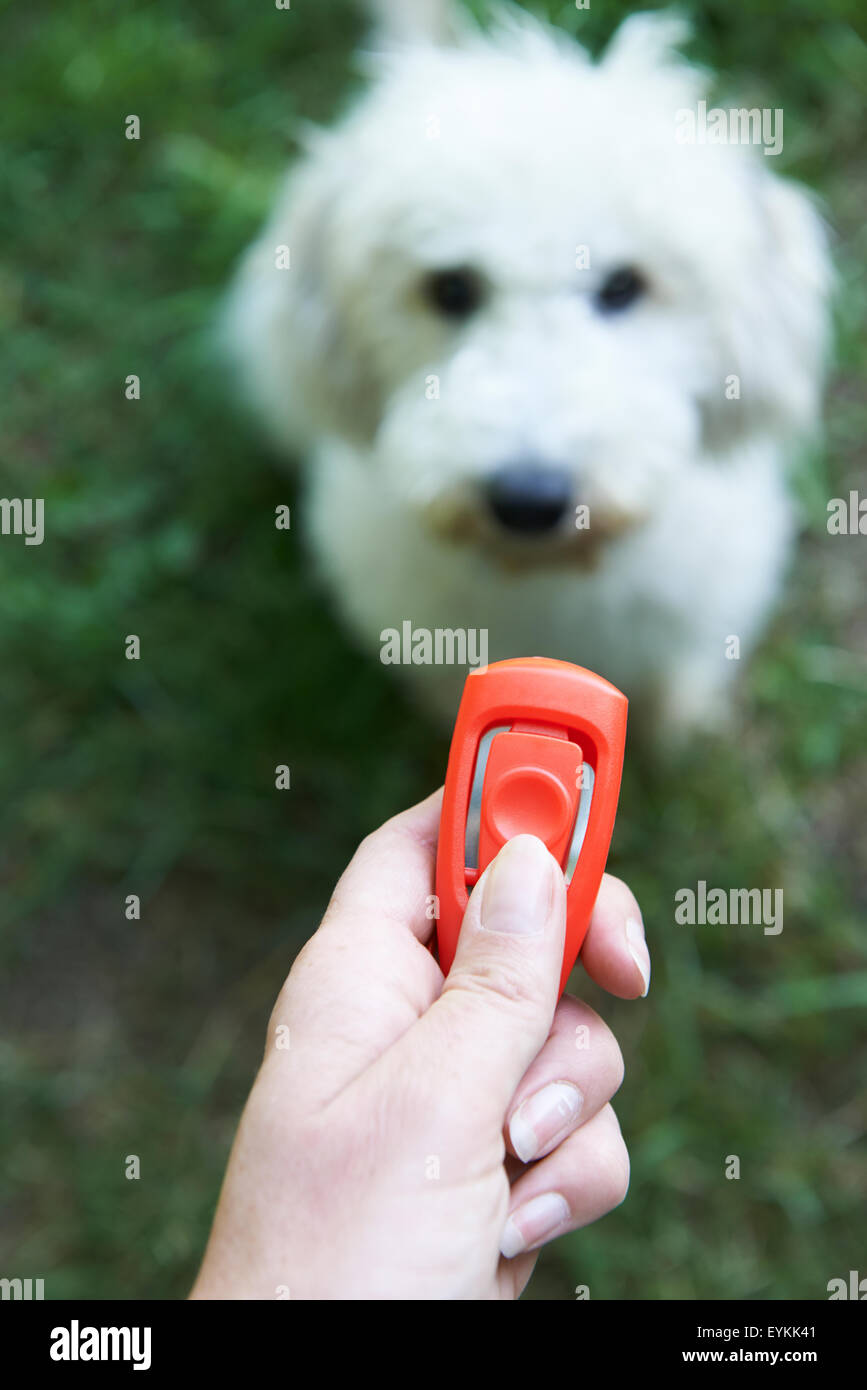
[364,0,465,45]
[602,10,705,102]
[601,12,832,452]
[222,137,383,455]
[600,10,708,115]
[705,170,832,451]
[604,10,693,65]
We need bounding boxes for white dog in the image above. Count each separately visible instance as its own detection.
[225,2,830,735]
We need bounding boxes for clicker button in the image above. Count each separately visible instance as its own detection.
[478,730,583,870]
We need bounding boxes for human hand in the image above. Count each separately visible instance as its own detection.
[191,788,650,1300]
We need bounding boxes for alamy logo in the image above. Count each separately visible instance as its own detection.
[380,621,488,668]
[827,1271,867,1300]
[675,100,783,157]
[827,491,867,535]
[0,1276,44,1299]
[0,498,44,545]
[50,1320,152,1371]
[675,880,783,935]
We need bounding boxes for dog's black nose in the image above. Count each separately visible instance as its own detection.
[485,463,572,535]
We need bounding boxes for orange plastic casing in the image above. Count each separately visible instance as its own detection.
[435,658,627,996]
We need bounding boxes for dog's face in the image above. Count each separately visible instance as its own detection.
[229,12,829,568]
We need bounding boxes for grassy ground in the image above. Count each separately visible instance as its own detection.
[1,0,865,1300]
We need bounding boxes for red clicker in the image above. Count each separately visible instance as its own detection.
[435,657,627,995]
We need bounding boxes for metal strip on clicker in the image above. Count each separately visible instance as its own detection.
[463,725,509,872]
[564,761,594,885]
[464,725,595,887]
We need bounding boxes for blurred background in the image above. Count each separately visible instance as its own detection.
[1,0,865,1300]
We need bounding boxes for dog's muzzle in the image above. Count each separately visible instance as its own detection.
[419,463,642,572]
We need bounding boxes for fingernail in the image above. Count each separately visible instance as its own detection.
[500,1192,571,1259]
[626,916,650,997]
[480,835,557,936]
[509,1082,584,1163]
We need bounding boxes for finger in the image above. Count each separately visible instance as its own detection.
[499,1104,630,1260]
[412,834,567,1126]
[575,873,650,999]
[264,790,445,1099]
[496,1250,539,1300]
[323,787,443,946]
[504,995,624,1162]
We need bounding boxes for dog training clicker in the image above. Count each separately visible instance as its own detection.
[436,658,627,995]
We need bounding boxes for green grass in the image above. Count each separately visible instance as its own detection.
[1,0,865,1300]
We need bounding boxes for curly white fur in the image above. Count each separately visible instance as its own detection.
[225,4,831,733]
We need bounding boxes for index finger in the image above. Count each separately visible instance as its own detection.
[264,789,445,1103]
[323,786,443,943]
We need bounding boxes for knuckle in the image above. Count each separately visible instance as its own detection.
[449,952,545,1014]
[599,1108,631,1207]
[606,1039,626,1096]
[602,872,642,919]
[561,999,624,1094]
[609,1148,631,1207]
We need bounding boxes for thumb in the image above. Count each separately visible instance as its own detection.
[422,835,567,1122]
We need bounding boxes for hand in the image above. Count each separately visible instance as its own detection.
[191,788,650,1300]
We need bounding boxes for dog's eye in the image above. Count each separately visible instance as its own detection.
[422,267,484,319]
[595,266,646,313]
